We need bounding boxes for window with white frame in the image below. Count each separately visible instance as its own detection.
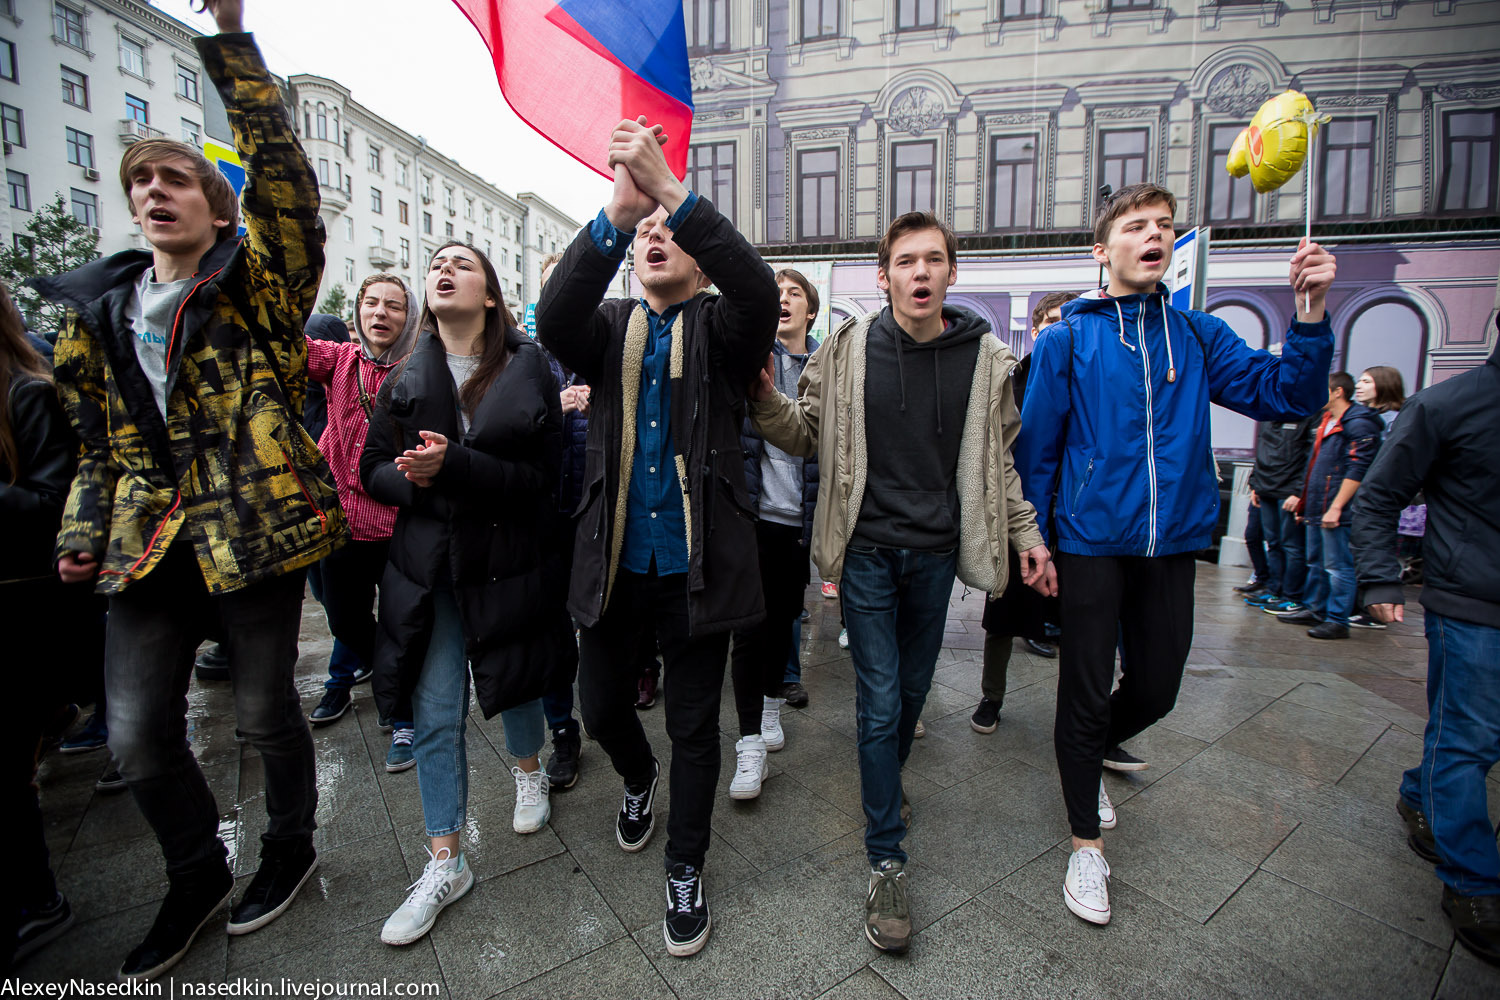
[797,147,841,240]
[119,35,146,78]
[0,38,15,83]
[895,0,940,31]
[443,186,455,212]
[315,103,327,140]
[1098,127,1148,193]
[344,216,353,241]
[464,196,475,220]
[1318,117,1376,221]
[687,142,736,226]
[181,119,200,145]
[891,140,936,217]
[7,169,29,211]
[176,64,199,103]
[125,94,149,125]
[685,0,729,55]
[372,226,384,246]
[344,258,355,283]
[395,159,408,186]
[483,205,493,229]
[801,0,841,40]
[988,134,1036,231]
[1,103,22,147]
[1439,109,1498,215]
[368,145,382,174]
[371,187,383,214]
[399,237,411,268]
[1205,123,1255,224]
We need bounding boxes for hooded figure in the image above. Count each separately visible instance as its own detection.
[305,275,421,541]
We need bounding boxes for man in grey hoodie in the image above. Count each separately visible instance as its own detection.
[750,212,1051,954]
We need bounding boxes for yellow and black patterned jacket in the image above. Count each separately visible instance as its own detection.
[31,33,347,595]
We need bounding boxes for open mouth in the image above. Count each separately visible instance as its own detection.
[779,308,792,322]
[148,208,177,224]
[435,277,456,292]
[368,323,391,336]
[645,247,668,265]
[1140,247,1165,266]
[911,287,932,306]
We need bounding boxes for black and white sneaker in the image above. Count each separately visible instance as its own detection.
[119,865,235,981]
[616,759,660,852]
[226,843,318,935]
[663,863,711,957]
[1102,745,1149,772]
[1348,613,1388,630]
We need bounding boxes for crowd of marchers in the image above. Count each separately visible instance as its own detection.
[4,0,1498,982]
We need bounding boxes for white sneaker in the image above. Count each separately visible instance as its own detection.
[512,766,551,834]
[1098,779,1117,830]
[761,697,786,751]
[381,848,474,945]
[729,735,768,800]
[838,628,849,649]
[1064,847,1111,925]
[913,719,925,739]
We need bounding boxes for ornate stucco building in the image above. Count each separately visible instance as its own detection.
[682,0,1500,453]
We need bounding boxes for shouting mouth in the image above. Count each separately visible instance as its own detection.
[147,208,178,226]
[911,287,933,307]
[1140,247,1165,267]
[645,247,668,266]
[435,277,456,293]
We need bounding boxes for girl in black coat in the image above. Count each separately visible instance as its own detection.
[2,281,80,965]
[360,243,564,947]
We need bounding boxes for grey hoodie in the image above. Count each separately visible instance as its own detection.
[354,280,421,365]
[852,304,990,551]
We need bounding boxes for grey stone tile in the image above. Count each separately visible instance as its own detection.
[1261,823,1450,947]
[1014,724,1211,798]
[711,763,862,870]
[1099,810,1258,923]
[1435,946,1500,1000]
[1157,677,1280,743]
[427,855,624,1000]
[782,748,943,827]
[814,968,909,1000]
[1280,677,1428,732]
[234,915,450,999]
[982,846,1291,1000]
[1114,769,1298,866]
[902,757,1069,896]
[497,938,674,999]
[1203,871,1447,1000]
[1365,725,1426,768]
[236,733,391,860]
[635,831,966,1000]
[871,899,1121,999]
[56,832,169,919]
[224,832,413,973]
[1222,699,1388,758]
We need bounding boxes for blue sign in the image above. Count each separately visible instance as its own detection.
[524,302,537,338]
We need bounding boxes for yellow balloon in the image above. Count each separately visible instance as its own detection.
[1225,90,1325,193]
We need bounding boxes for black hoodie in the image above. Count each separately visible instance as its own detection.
[852,304,988,551]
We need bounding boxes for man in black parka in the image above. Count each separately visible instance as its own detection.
[536,116,777,958]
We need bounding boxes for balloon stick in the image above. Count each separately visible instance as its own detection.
[1303,129,1313,316]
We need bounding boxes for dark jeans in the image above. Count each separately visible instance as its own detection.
[105,543,316,876]
[1303,523,1357,625]
[1400,612,1500,896]
[840,544,957,865]
[314,538,388,690]
[1054,552,1195,839]
[1257,501,1305,601]
[1245,502,1268,581]
[576,569,729,871]
[980,633,1012,705]
[731,521,809,735]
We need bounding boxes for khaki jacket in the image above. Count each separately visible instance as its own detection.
[749,309,1043,592]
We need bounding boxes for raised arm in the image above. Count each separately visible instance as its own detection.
[669,197,778,385]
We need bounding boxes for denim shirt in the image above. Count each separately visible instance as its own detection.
[587,194,699,576]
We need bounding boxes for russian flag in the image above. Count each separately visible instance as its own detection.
[451,0,695,180]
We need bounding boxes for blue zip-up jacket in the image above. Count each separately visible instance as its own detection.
[1016,285,1333,558]
[1301,402,1383,524]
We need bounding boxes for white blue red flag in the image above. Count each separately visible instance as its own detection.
[450,0,695,180]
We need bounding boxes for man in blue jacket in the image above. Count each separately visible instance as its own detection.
[1015,182,1336,926]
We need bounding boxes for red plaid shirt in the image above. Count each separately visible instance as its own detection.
[307,339,400,541]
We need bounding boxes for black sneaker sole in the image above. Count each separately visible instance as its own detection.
[226,855,318,936]
[14,907,75,964]
[1102,758,1149,773]
[664,912,712,957]
[308,703,350,727]
[118,885,234,981]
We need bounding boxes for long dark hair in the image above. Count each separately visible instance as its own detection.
[1,282,51,484]
[420,240,525,416]
[1362,365,1406,412]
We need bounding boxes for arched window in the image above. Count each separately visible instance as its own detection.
[315,103,327,140]
[1208,301,1270,453]
[1344,299,1425,395]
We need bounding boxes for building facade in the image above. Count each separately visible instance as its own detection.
[2,0,578,322]
[685,0,1500,434]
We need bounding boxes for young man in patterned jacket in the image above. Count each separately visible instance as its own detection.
[31,0,344,981]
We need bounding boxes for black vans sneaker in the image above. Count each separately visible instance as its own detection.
[119,864,235,981]
[663,863,711,957]
[546,722,582,791]
[14,892,74,964]
[616,760,659,852]
[226,842,318,935]
[1102,745,1149,772]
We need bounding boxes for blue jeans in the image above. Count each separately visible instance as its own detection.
[412,591,545,837]
[1257,502,1305,601]
[1400,612,1500,896]
[1321,525,1355,625]
[840,544,957,865]
[1302,523,1328,619]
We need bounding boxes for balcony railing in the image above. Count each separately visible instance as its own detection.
[118,119,165,144]
[368,244,397,268]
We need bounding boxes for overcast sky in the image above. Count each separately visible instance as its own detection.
[160,0,613,225]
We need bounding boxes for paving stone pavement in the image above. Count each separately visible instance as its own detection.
[22,563,1500,999]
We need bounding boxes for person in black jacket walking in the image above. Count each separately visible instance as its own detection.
[2,282,79,968]
[362,242,564,947]
[1351,333,1500,968]
[536,116,778,958]
[1244,370,1319,617]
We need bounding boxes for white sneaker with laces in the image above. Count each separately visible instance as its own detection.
[1098,779,1117,830]
[729,735,769,800]
[381,848,474,945]
[1064,847,1111,925]
[512,766,551,834]
[838,628,849,649]
[761,696,786,751]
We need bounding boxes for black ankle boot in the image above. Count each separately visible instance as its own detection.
[227,841,318,935]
